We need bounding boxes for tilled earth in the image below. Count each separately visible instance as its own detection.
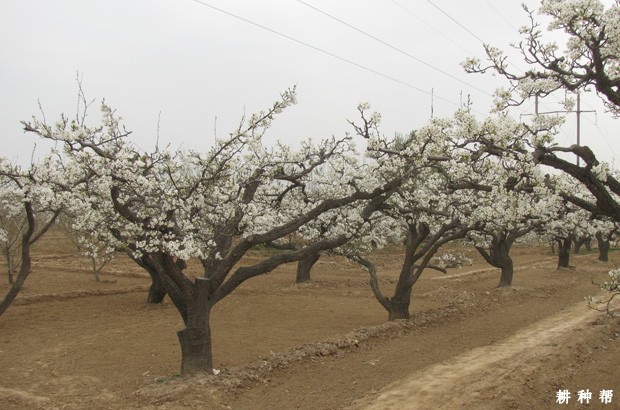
[0,232,618,409]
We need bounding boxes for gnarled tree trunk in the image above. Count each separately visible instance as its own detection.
[387,298,411,321]
[498,258,514,288]
[0,204,35,317]
[265,241,318,284]
[0,255,31,316]
[177,277,214,375]
[129,253,168,304]
[382,221,464,321]
[147,272,167,303]
[384,226,421,321]
[347,249,414,322]
[596,232,610,262]
[557,238,571,269]
[475,235,515,288]
[296,252,320,284]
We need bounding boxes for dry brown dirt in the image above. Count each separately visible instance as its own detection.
[0,230,619,409]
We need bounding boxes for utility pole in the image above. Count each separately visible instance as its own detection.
[576,93,582,165]
[523,93,595,166]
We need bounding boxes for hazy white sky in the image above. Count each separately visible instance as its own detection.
[1,0,618,165]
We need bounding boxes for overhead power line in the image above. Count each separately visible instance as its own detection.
[404,0,570,116]
[295,0,493,98]
[424,0,485,44]
[189,0,470,110]
[483,0,519,32]
[389,0,476,55]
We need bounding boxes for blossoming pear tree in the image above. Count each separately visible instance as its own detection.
[21,90,405,375]
[57,212,119,283]
[463,0,620,224]
[466,179,561,287]
[358,104,563,292]
[337,105,485,321]
[0,161,62,316]
[426,109,564,287]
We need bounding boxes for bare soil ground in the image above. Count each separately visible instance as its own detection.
[0,231,618,409]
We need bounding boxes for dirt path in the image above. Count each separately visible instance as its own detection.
[352,296,611,410]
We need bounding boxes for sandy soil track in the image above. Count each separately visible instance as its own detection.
[353,296,613,409]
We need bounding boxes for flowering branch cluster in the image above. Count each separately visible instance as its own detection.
[463,0,620,115]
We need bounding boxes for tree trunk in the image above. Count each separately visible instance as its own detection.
[585,238,592,252]
[0,235,32,316]
[0,262,30,316]
[147,273,167,304]
[597,232,610,262]
[475,237,515,288]
[557,238,571,269]
[177,312,213,375]
[128,252,168,304]
[177,277,214,375]
[498,258,514,288]
[387,299,410,321]
[295,252,320,284]
[91,256,100,282]
[387,279,413,321]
